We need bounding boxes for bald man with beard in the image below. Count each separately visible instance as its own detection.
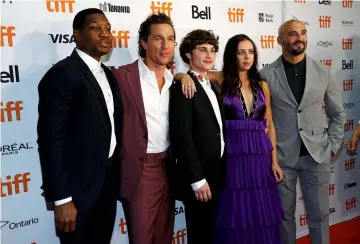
[260,20,346,244]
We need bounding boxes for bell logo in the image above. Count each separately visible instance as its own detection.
[342,60,353,70]
[320,59,332,67]
[294,0,306,3]
[0,26,16,47]
[112,30,130,48]
[172,229,186,244]
[192,5,211,20]
[0,172,31,198]
[260,35,275,49]
[319,16,331,28]
[329,184,335,196]
[0,101,23,122]
[150,1,172,17]
[343,79,354,91]
[345,158,355,171]
[342,38,353,50]
[1,65,20,83]
[345,197,356,210]
[343,0,353,8]
[228,8,244,23]
[299,214,308,226]
[46,0,75,13]
[345,119,354,132]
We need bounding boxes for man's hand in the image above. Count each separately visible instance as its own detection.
[54,201,77,233]
[194,182,211,202]
[347,125,360,152]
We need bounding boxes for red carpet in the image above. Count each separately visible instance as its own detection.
[297,216,360,244]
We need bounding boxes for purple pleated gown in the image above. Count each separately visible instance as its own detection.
[214,89,284,244]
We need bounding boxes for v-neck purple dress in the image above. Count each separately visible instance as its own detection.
[214,88,284,244]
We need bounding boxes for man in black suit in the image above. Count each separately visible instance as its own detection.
[37,8,123,244]
[169,29,225,244]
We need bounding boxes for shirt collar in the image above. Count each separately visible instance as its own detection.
[76,48,102,72]
[190,70,209,84]
[281,54,306,67]
[138,57,174,84]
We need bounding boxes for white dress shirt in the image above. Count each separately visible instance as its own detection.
[138,58,173,153]
[54,48,116,206]
[190,70,225,191]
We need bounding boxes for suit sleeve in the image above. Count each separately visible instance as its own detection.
[170,83,204,184]
[325,69,346,154]
[37,65,74,202]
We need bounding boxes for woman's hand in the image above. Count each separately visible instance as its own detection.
[272,162,284,183]
[181,74,196,98]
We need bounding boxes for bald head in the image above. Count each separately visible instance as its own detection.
[278,20,306,37]
[277,20,307,57]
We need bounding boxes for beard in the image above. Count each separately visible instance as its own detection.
[289,41,307,55]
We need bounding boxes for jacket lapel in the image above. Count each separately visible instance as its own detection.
[298,55,312,110]
[70,50,110,125]
[274,57,298,107]
[188,71,219,129]
[125,61,147,127]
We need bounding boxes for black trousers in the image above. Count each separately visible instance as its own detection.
[58,160,117,244]
[184,195,219,244]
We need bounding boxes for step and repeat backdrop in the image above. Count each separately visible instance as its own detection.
[1,0,359,243]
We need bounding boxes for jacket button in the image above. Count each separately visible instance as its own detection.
[299,128,303,131]
[298,110,302,113]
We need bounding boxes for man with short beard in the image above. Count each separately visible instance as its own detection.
[260,20,345,244]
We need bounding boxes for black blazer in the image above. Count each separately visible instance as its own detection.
[37,49,124,212]
[169,71,226,202]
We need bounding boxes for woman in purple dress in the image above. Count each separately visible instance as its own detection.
[206,34,285,244]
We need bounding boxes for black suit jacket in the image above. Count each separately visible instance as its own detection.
[169,71,226,202]
[37,49,124,212]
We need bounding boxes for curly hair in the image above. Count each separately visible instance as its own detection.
[138,13,175,58]
[179,29,219,65]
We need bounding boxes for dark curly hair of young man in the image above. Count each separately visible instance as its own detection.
[179,29,219,65]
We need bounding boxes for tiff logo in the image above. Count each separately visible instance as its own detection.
[0,172,30,197]
[46,0,75,13]
[343,79,354,91]
[342,38,353,50]
[150,1,172,17]
[320,59,332,67]
[260,35,275,49]
[1,65,20,83]
[345,119,354,132]
[192,5,211,20]
[342,60,353,69]
[329,184,335,196]
[346,197,356,210]
[0,101,23,122]
[99,2,130,13]
[319,0,331,4]
[319,16,331,28]
[228,8,244,23]
[345,158,355,171]
[0,26,15,47]
[112,30,130,48]
[343,0,353,8]
[299,214,308,226]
